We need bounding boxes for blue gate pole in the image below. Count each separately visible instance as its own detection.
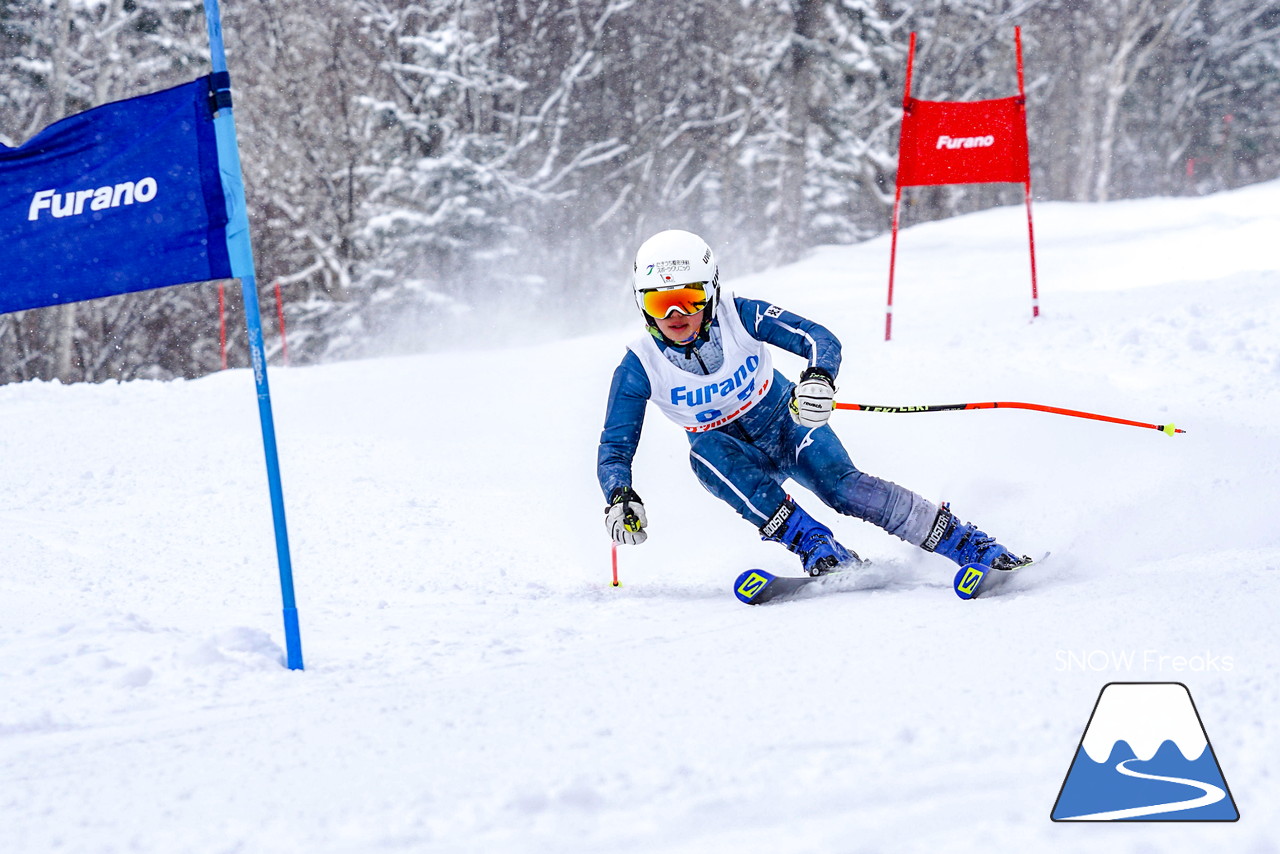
[203,0,303,670]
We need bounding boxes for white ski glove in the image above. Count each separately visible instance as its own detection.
[605,487,648,545]
[789,367,836,427]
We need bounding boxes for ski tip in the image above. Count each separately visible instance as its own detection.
[954,553,1043,600]
[953,563,987,600]
[734,568,777,605]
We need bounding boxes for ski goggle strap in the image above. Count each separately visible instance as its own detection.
[640,283,708,319]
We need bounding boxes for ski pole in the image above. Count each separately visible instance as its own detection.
[610,541,621,587]
[833,401,1185,436]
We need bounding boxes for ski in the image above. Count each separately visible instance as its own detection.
[733,567,847,605]
[735,568,807,605]
[735,552,1048,605]
[952,552,1048,600]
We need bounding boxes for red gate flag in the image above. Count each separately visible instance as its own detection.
[885,28,1040,340]
[896,96,1030,187]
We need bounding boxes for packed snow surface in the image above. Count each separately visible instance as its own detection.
[4,182,1280,852]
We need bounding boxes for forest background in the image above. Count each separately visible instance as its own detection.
[2,0,1277,383]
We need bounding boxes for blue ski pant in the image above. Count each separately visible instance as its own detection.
[687,415,937,546]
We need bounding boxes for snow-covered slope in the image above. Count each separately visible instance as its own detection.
[3,182,1279,852]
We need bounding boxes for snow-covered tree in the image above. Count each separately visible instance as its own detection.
[3,0,1280,384]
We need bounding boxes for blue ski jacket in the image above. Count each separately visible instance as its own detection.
[597,295,842,500]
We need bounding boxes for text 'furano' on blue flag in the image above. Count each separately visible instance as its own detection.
[0,76,232,316]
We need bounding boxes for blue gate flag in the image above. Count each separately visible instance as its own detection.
[0,77,231,316]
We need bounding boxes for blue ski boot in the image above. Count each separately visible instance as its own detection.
[759,497,859,576]
[921,503,1030,570]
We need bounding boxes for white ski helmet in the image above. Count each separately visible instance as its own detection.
[631,229,720,339]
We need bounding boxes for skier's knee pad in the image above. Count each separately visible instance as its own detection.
[836,472,938,545]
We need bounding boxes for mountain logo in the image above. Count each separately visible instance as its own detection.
[1051,682,1239,821]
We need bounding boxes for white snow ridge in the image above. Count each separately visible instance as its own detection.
[1080,683,1208,762]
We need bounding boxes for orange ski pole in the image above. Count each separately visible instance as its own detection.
[834,401,1185,436]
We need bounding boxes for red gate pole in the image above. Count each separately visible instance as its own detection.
[1016,27,1040,320]
[886,32,917,342]
[273,279,290,366]
[218,282,228,369]
[1024,183,1040,319]
[885,186,904,341]
[1015,26,1025,102]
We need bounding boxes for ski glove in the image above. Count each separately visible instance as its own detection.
[789,367,836,427]
[605,487,648,545]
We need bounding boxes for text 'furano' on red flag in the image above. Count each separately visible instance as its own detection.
[896,96,1030,188]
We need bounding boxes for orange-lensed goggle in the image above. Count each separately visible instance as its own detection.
[640,283,708,319]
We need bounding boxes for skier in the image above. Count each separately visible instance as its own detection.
[598,228,1031,577]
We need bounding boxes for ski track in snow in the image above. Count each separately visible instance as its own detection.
[3,183,1280,852]
[1060,758,1226,821]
